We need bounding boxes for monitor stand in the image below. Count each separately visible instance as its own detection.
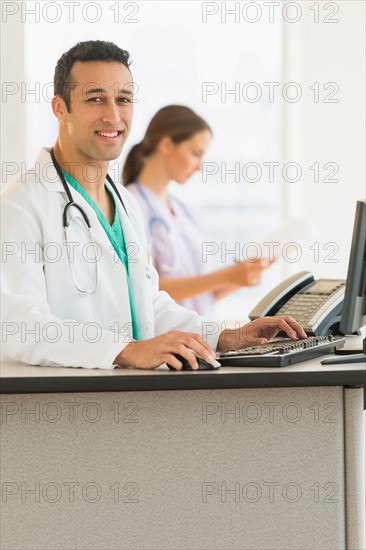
[321,337,366,365]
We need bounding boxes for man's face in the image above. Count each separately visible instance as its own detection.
[57,61,134,162]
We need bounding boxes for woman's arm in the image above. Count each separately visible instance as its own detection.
[159,261,269,301]
[213,284,241,301]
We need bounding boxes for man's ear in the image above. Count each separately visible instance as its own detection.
[157,136,175,156]
[52,96,68,120]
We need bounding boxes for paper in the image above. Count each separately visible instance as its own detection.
[245,219,319,261]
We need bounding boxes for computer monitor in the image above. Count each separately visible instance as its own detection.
[340,199,366,335]
[322,199,366,365]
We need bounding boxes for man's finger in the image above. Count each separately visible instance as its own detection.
[247,337,268,345]
[274,316,307,339]
[274,318,299,339]
[182,337,215,362]
[281,317,307,338]
[162,353,184,371]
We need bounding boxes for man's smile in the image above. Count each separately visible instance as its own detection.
[96,130,124,140]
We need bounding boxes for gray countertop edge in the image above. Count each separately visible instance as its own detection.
[1,369,365,394]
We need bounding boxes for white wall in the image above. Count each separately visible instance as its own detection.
[281,0,365,281]
[1,6,26,169]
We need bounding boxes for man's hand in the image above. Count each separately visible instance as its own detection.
[114,331,216,370]
[217,316,307,352]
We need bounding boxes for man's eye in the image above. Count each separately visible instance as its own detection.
[87,97,102,102]
[118,97,132,103]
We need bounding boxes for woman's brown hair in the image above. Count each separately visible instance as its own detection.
[122,105,211,184]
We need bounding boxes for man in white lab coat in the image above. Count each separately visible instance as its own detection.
[1,40,306,370]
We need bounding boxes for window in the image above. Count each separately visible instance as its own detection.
[24,1,282,320]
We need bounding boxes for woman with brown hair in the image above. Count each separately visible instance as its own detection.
[123,105,269,316]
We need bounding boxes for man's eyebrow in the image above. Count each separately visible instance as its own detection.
[84,87,134,96]
[118,88,134,96]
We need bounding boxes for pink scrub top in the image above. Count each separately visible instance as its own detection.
[126,183,216,317]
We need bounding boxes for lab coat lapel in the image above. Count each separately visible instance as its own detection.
[37,147,64,192]
[113,190,153,339]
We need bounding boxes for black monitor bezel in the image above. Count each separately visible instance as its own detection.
[339,199,366,335]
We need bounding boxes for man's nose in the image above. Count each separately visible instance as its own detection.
[101,101,121,125]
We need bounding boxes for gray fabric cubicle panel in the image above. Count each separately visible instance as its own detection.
[0,386,356,549]
[344,388,366,549]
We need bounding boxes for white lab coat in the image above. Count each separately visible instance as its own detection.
[1,148,220,369]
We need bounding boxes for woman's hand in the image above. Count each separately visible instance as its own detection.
[217,316,307,352]
[226,259,272,286]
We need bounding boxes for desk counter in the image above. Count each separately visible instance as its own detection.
[1,356,365,394]
[1,348,365,550]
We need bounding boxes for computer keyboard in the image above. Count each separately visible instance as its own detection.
[218,335,345,367]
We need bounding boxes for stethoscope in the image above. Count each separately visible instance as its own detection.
[134,182,195,274]
[50,148,129,295]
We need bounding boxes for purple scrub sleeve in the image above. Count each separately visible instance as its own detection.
[126,183,216,317]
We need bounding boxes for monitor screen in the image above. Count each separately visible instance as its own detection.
[340,200,366,335]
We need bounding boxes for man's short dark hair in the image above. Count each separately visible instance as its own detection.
[54,40,131,112]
